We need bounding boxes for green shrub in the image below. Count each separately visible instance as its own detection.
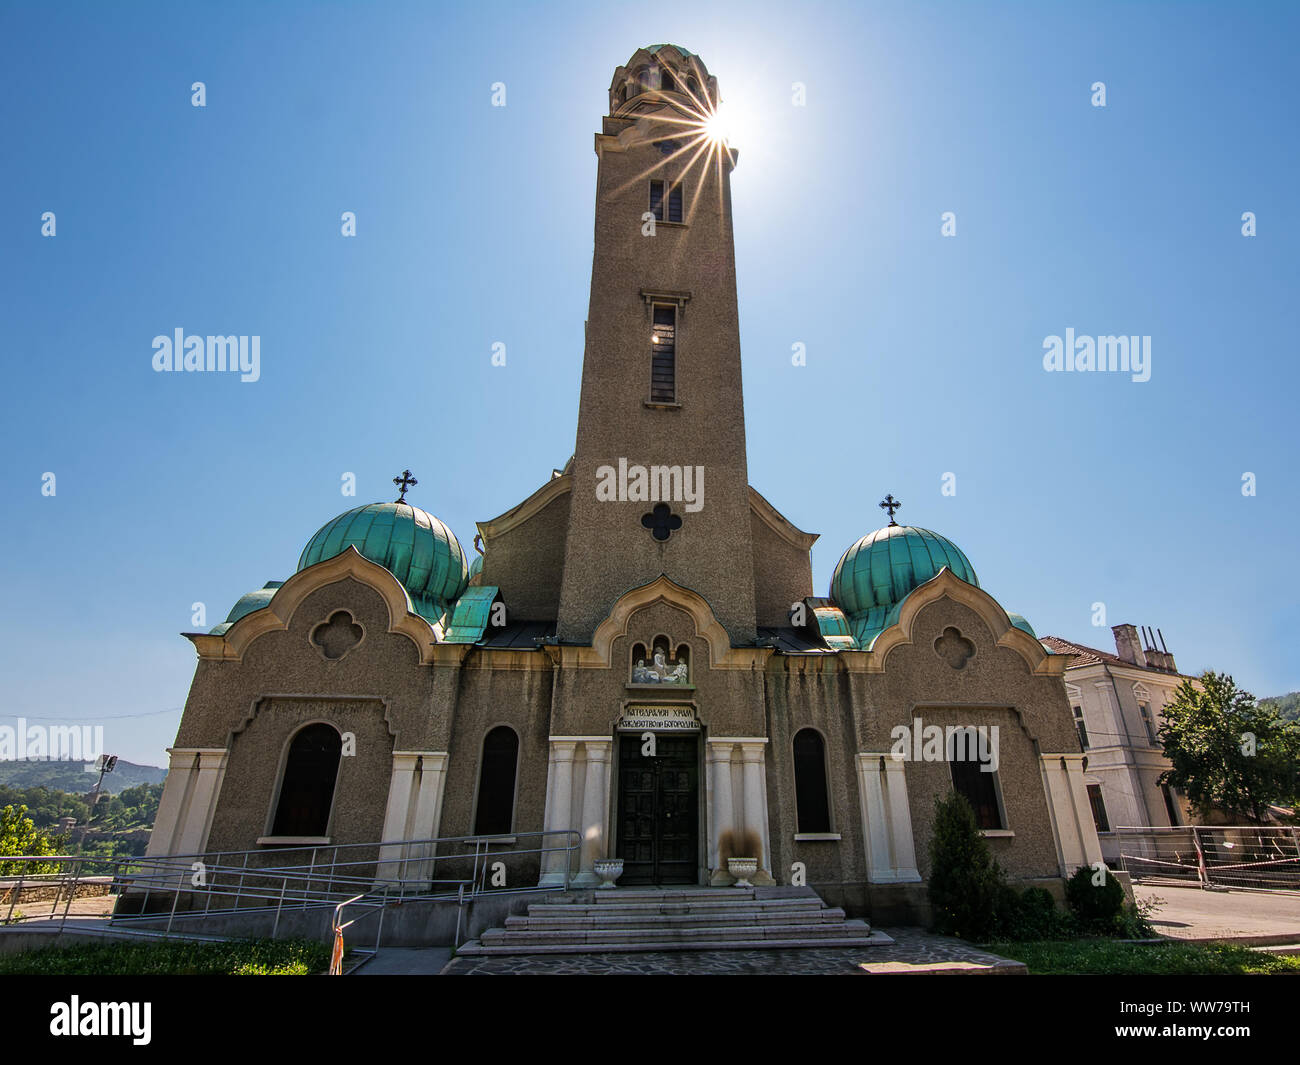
[1064,865,1150,936]
[0,937,332,976]
[1006,886,1075,940]
[927,791,1006,939]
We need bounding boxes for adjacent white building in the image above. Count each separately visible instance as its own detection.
[1040,625,1194,859]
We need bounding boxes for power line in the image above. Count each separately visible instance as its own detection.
[0,708,183,722]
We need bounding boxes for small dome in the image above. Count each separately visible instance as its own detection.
[1007,612,1037,638]
[831,525,978,616]
[210,581,284,634]
[297,502,469,621]
[646,43,696,59]
[468,552,483,582]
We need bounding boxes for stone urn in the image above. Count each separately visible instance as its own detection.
[727,857,758,888]
[593,858,624,889]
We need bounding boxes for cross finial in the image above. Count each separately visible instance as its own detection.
[878,493,901,526]
[393,469,418,503]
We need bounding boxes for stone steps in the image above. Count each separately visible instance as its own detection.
[525,898,829,918]
[480,922,874,948]
[505,909,848,931]
[456,886,887,957]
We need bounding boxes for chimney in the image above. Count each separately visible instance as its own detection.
[1140,626,1164,670]
[1112,624,1146,667]
[1157,627,1177,673]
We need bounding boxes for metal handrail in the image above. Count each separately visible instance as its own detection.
[0,828,583,950]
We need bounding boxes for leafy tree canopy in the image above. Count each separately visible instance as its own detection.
[1158,671,1300,822]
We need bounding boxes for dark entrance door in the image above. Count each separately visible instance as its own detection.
[617,734,699,885]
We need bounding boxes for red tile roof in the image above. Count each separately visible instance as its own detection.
[1040,635,1126,667]
[1041,635,1188,678]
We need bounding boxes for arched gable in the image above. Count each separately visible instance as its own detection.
[185,546,440,664]
[859,568,1065,678]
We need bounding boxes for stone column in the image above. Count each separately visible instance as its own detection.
[707,740,737,884]
[145,748,198,857]
[376,752,420,883]
[739,741,774,885]
[539,740,578,886]
[882,756,921,880]
[412,753,449,842]
[173,749,228,856]
[574,740,612,886]
[375,752,449,887]
[856,753,921,883]
[1041,753,1103,876]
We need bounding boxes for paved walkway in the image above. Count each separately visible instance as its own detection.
[1135,883,1300,944]
[355,947,452,975]
[437,928,1025,975]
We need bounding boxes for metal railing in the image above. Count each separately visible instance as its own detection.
[0,828,583,957]
[1109,825,1300,891]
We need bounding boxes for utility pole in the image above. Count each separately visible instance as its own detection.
[91,754,118,811]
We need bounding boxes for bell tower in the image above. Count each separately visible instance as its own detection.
[556,45,758,645]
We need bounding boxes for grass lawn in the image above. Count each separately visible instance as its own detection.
[0,937,333,975]
[983,938,1300,975]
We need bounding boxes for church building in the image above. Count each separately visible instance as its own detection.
[147,45,1102,923]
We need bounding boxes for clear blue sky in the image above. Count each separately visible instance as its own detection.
[2,1,1296,766]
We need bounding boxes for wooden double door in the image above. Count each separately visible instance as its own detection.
[616,734,700,885]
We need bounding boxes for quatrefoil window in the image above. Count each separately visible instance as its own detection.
[641,503,683,542]
[934,626,975,670]
[311,610,363,660]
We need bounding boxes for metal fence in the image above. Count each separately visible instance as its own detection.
[0,828,583,953]
[1109,825,1300,891]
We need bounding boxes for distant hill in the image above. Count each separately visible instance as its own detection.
[0,759,165,794]
[1260,692,1300,724]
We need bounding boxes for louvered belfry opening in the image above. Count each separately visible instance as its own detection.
[649,179,683,223]
[650,305,676,402]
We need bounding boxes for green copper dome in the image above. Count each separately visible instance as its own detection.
[297,502,469,622]
[468,552,483,581]
[210,581,284,635]
[646,44,696,58]
[831,525,979,617]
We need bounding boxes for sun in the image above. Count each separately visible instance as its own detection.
[702,101,737,146]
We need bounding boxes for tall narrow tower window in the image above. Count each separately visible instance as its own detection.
[650,305,676,403]
[649,180,683,223]
[473,726,520,836]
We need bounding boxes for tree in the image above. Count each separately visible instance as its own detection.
[0,804,66,876]
[927,790,1008,938]
[1158,671,1300,822]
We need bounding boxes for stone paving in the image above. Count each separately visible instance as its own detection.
[439,927,1025,975]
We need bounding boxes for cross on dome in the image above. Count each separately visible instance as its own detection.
[878,493,902,526]
[393,469,418,503]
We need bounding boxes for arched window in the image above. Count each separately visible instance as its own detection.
[793,728,832,834]
[271,723,342,837]
[474,726,519,835]
[947,728,1004,830]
